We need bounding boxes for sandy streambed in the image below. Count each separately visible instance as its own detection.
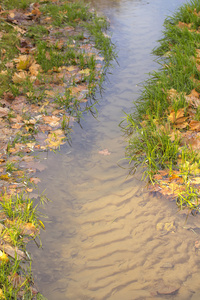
[29,0,200,299]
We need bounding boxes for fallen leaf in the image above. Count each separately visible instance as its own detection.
[43,115,60,127]
[0,107,9,117]
[98,149,111,156]
[79,68,90,75]
[0,243,26,260]
[191,177,200,184]
[157,283,179,295]
[12,71,27,83]
[167,89,179,102]
[29,63,41,76]
[20,223,38,236]
[168,108,185,124]
[0,250,9,262]
[189,120,200,131]
[30,177,41,184]
[66,66,79,72]
[177,21,191,29]
[8,273,25,289]
[0,288,5,299]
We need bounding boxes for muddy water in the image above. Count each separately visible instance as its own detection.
[30,0,200,299]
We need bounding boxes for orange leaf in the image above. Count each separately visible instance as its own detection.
[30,177,41,184]
[20,223,38,236]
[189,120,200,131]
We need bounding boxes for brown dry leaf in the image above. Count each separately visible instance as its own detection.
[43,115,60,127]
[16,45,30,54]
[70,85,88,95]
[193,8,200,17]
[20,223,38,236]
[0,242,26,260]
[5,62,14,69]
[177,21,191,29]
[0,70,7,75]
[0,107,9,117]
[196,49,200,60]
[153,174,163,180]
[175,121,188,129]
[157,283,179,296]
[3,92,15,102]
[168,110,176,123]
[13,25,26,34]
[30,177,41,184]
[186,136,200,151]
[43,17,52,23]
[45,51,51,60]
[189,120,200,131]
[168,108,186,126]
[45,90,57,97]
[167,89,179,102]
[175,115,186,124]
[12,71,27,83]
[196,63,200,72]
[29,63,41,76]
[8,273,26,289]
[31,7,41,18]
[185,89,200,108]
[98,149,111,156]
[158,169,169,176]
[11,123,23,129]
[37,124,52,132]
[56,40,64,49]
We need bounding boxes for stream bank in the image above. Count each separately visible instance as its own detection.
[126,0,200,212]
[0,0,114,298]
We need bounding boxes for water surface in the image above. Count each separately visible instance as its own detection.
[30,0,200,299]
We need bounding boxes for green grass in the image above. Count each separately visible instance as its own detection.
[125,0,200,211]
[0,192,47,299]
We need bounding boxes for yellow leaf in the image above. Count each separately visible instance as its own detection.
[191,177,200,184]
[14,55,32,70]
[0,250,9,263]
[38,220,45,230]
[168,108,185,124]
[79,68,90,75]
[66,66,78,72]
[0,288,5,299]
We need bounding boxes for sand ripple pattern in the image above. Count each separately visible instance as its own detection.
[60,181,200,300]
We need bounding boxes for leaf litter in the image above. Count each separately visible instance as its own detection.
[0,0,115,298]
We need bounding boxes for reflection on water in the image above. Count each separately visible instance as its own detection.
[29,0,200,299]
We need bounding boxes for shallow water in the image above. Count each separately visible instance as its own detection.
[30,0,200,299]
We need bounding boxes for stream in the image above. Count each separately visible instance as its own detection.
[30,0,200,299]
